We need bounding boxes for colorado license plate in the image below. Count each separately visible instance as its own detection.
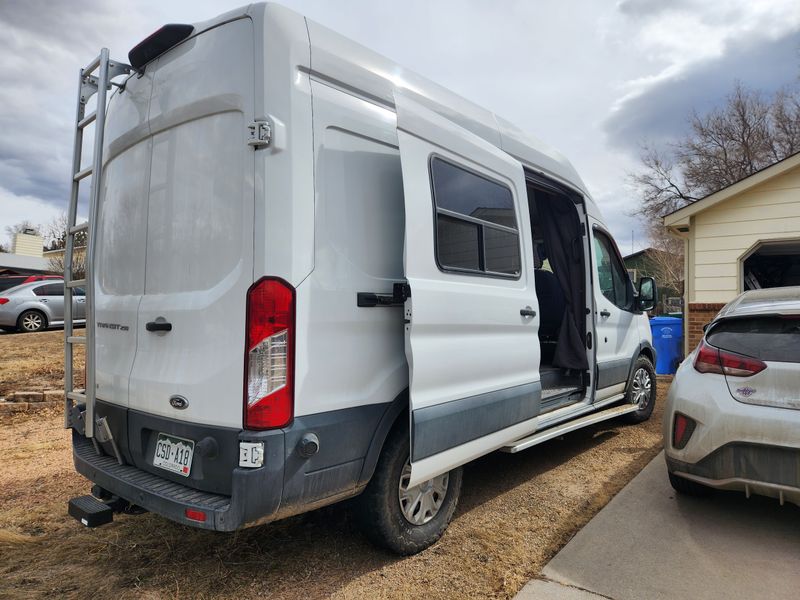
[153,433,194,477]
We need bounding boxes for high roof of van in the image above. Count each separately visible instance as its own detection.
[180,2,602,219]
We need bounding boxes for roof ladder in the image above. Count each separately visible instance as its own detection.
[64,49,131,439]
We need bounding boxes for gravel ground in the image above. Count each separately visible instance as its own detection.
[0,329,83,397]
[0,374,670,600]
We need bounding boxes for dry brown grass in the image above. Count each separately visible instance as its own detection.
[0,330,84,396]
[0,377,671,600]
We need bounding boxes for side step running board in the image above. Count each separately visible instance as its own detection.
[501,401,639,454]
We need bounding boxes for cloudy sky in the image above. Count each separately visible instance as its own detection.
[1,0,799,252]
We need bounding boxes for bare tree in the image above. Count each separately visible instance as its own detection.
[631,82,800,223]
[44,213,87,251]
[4,220,42,238]
[44,214,87,278]
[645,222,684,289]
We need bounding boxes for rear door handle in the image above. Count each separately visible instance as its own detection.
[520,307,537,318]
[600,309,611,318]
[146,321,172,332]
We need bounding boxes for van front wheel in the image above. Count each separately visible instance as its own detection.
[621,356,656,424]
[355,421,462,555]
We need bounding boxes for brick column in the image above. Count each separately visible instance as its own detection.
[686,302,726,352]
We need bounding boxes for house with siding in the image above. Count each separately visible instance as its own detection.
[664,151,800,353]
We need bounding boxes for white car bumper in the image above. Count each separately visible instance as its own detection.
[664,354,800,506]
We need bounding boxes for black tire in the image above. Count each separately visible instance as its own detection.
[621,355,656,424]
[17,310,47,333]
[355,420,463,555]
[669,471,713,497]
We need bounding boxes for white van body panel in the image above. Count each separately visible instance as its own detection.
[296,79,407,418]
[395,94,541,486]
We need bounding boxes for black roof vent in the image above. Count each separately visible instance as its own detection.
[129,24,194,70]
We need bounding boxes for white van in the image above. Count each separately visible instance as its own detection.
[66,3,657,555]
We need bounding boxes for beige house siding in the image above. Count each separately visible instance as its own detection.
[11,232,44,257]
[688,165,800,304]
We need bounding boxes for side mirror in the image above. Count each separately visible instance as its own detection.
[637,276,657,312]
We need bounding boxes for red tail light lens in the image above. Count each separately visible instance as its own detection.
[184,508,206,522]
[673,413,696,449]
[244,278,294,430]
[0,298,8,305]
[693,340,766,377]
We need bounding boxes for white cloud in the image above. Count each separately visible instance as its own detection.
[0,187,65,247]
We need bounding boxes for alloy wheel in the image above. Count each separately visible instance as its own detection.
[631,367,652,408]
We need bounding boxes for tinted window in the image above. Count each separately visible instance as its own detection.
[593,231,631,309]
[0,277,25,292]
[436,215,480,271]
[34,283,64,297]
[708,317,800,363]
[430,157,520,276]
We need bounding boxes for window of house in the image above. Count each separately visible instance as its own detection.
[430,157,520,277]
[593,231,631,309]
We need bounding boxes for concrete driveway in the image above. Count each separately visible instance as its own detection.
[517,451,800,600]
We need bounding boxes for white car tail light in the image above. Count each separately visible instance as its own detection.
[693,339,766,377]
[244,278,294,429]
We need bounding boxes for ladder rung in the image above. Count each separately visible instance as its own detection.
[78,111,97,129]
[67,391,87,403]
[67,278,87,288]
[67,336,86,344]
[74,166,93,181]
[70,223,89,235]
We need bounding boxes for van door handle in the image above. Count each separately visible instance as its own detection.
[146,321,172,332]
[600,309,611,318]
[520,308,537,318]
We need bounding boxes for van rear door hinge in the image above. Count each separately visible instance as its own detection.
[247,120,272,148]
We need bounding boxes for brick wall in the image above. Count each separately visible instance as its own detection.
[686,302,726,352]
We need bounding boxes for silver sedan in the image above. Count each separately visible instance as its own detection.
[0,281,85,333]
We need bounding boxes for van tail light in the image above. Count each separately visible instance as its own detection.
[184,508,206,522]
[693,340,766,377]
[244,278,294,430]
[0,298,8,305]
[673,413,696,449]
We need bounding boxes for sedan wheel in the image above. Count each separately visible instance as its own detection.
[19,311,46,333]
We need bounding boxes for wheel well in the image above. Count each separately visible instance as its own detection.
[639,346,655,366]
[357,390,409,487]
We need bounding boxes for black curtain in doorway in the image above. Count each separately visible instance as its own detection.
[537,191,589,371]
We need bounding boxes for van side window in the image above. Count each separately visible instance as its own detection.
[593,231,631,309]
[430,157,520,277]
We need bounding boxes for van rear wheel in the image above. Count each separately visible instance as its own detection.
[355,421,462,555]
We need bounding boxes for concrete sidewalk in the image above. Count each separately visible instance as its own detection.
[517,451,800,600]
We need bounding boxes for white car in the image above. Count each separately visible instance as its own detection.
[664,286,800,506]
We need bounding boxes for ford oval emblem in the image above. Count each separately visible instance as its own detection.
[169,395,189,410]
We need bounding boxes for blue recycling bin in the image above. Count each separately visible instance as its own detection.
[650,316,683,375]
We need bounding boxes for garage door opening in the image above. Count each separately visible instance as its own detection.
[742,240,800,290]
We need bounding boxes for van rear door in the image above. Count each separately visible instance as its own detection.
[395,94,541,487]
[127,18,255,429]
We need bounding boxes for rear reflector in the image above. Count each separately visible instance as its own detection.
[244,278,295,430]
[184,508,206,522]
[672,413,696,449]
[128,24,194,70]
[693,339,766,377]
[0,298,8,305]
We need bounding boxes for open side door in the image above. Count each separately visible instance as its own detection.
[396,94,542,487]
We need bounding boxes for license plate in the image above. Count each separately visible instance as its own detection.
[153,433,194,477]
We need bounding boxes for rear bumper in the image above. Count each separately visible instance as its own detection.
[73,430,283,531]
[666,445,800,507]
